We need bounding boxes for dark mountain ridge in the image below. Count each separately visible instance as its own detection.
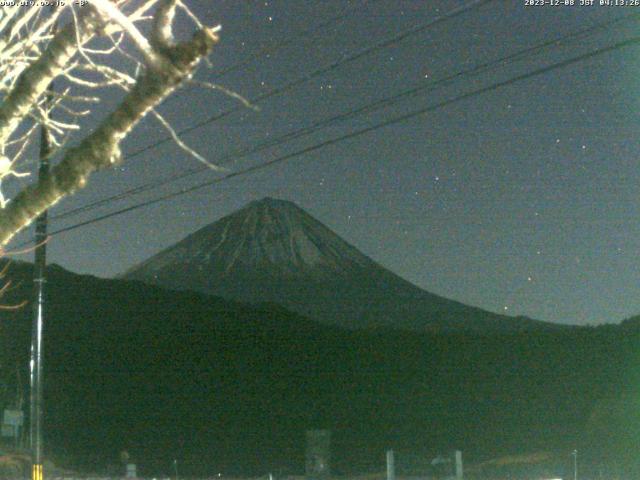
[0,261,637,477]
[122,197,565,334]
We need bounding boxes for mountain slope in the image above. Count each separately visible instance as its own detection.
[122,197,562,333]
[0,261,631,477]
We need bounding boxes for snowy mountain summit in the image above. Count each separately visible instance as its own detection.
[123,197,561,333]
[199,196,372,275]
[127,197,371,279]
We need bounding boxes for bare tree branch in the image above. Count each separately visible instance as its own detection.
[0,1,232,247]
[0,25,219,246]
[0,7,102,149]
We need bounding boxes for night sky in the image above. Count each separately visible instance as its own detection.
[7,0,640,326]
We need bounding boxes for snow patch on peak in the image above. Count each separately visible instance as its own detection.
[123,196,375,280]
[292,228,322,266]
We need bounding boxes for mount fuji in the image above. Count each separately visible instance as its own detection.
[122,197,562,333]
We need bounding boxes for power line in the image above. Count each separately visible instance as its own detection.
[119,0,493,161]
[52,0,492,220]
[213,0,372,80]
[33,34,640,243]
[52,9,640,222]
[160,0,369,108]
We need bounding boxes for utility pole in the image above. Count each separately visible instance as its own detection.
[29,13,57,480]
[572,449,578,480]
[30,70,54,480]
[386,450,395,480]
[454,450,463,480]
